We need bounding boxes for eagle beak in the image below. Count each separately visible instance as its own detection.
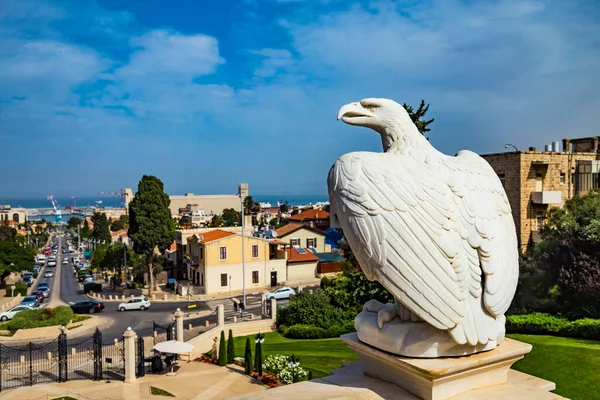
[337,102,374,126]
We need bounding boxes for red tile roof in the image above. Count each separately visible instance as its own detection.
[198,229,236,243]
[285,247,319,263]
[167,242,177,252]
[275,222,326,238]
[287,208,330,222]
[269,239,288,246]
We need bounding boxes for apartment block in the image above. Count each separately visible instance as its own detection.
[482,137,600,252]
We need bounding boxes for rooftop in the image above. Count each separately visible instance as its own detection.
[188,229,237,243]
[288,208,330,222]
[274,222,326,237]
[285,247,319,263]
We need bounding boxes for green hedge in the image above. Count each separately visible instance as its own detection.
[83,283,102,293]
[506,313,600,340]
[7,306,73,331]
[283,322,356,339]
[5,283,28,297]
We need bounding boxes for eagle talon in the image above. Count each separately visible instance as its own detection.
[377,303,398,329]
[363,299,386,313]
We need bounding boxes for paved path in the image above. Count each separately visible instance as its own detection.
[0,360,267,400]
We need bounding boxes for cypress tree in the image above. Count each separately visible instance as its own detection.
[244,337,253,375]
[227,329,235,364]
[218,330,227,366]
[254,333,264,377]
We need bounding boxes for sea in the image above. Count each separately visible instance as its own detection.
[0,194,330,209]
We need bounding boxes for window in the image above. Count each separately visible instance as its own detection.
[252,271,259,284]
[535,211,544,231]
[497,174,505,187]
[307,238,317,248]
[290,238,300,247]
[201,273,204,287]
[221,273,228,287]
[219,246,227,260]
[199,247,204,259]
[252,244,259,258]
[560,173,565,184]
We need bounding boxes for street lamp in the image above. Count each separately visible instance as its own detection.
[505,144,518,152]
[238,184,248,309]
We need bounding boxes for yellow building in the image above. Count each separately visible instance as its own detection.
[274,223,332,253]
[482,136,600,252]
[186,230,287,295]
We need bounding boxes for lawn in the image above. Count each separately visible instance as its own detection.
[232,332,359,378]
[231,332,598,399]
[507,333,600,400]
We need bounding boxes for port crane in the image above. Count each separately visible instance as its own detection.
[46,194,62,223]
[98,189,129,211]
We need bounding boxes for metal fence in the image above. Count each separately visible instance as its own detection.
[152,321,176,344]
[0,328,125,393]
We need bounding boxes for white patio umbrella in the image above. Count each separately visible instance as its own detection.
[153,340,195,375]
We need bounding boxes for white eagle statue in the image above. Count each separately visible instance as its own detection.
[328,98,519,358]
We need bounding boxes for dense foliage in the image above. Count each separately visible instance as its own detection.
[128,175,176,295]
[0,220,36,279]
[507,313,600,340]
[90,242,137,288]
[227,329,235,364]
[276,290,356,339]
[511,190,600,318]
[90,212,111,244]
[244,337,253,375]
[402,99,435,136]
[5,306,73,331]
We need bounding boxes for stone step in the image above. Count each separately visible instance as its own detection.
[508,369,556,392]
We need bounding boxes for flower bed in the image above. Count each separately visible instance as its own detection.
[262,354,309,384]
[195,355,218,365]
[250,371,280,388]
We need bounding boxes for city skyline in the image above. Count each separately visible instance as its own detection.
[1,0,599,197]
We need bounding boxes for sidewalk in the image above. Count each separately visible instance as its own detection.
[0,359,267,400]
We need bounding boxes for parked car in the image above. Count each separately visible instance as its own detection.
[83,276,94,285]
[70,300,105,314]
[265,286,296,301]
[118,297,151,312]
[62,259,69,265]
[22,276,34,287]
[0,305,34,321]
[21,296,40,308]
[44,270,54,278]
[31,290,45,304]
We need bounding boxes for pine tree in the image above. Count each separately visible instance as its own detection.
[227,329,235,364]
[244,337,253,375]
[402,99,435,136]
[218,330,227,366]
[91,212,111,244]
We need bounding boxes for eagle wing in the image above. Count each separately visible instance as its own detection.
[328,150,518,345]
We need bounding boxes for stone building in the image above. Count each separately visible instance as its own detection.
[482,137,600,252]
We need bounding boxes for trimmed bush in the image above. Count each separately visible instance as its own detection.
[83,283,102,293]
[506,313,600,340]
[7,306,73,331]
[244,337,253,375]
[283,321,355,339]
[218,330,227,366]
[227,329,235,364]
[6,283,28,297]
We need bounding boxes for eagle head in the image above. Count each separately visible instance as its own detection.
[337,98,423,153]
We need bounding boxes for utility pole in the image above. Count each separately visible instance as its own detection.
[77,224,80,250]
[238,184,248,308]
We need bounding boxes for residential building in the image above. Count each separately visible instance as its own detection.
[110,229,130,246]
[285,247,319,282]
[482,137,600,252]
[287,208,331,231]
[275,223,331,253]
[185,229,287,295]
[165,242,177,268]
[0,206,26,224]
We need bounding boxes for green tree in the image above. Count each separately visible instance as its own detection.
[402,99,435,136]
[218,330,227,366]
[227,329,235,364]
[0,235,36,280]
[244,337,253,375]
[67,217,81,230]
[110,219,124,232]
[210,214,224,227]
[0,220,16,241]
[279,203,289,214]
[119,214,129,229]
[179,215,192,225]
[128,175,176,297]
[222,208,241,227]
[91,242,136,288]
[82,219,91,236]
[91,212,111,244]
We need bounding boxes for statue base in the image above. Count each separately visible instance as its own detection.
[340,333,561,400]
[355,310,499,358]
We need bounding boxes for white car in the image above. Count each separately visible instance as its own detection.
[0,305,34,321]
[44,270,54,278]
[118,297,151,312]
[83,277,94,285]
[62,259,69,265]
[265,287,296,301]
[48,260,56,267]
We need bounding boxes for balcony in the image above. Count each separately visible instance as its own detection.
[531,191,562,205]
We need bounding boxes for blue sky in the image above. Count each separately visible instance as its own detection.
[1,0,599,198]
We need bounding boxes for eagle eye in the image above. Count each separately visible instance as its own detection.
[361,102,379,113]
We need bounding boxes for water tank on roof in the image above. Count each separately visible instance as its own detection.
[544,144,551,151]
[552,141,560,152]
